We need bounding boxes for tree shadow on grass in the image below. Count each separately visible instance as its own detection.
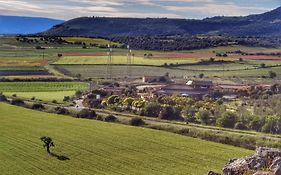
[50,152,70,161]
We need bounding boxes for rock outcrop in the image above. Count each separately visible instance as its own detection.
[222,147,281,175]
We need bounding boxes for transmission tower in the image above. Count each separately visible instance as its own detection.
[127,45,132,78]
[106,43,113,80]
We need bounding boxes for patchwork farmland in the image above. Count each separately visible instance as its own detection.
[1,35,281,174]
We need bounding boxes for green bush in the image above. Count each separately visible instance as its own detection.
[104,115,117,122]
[77,109,97,119]
[129,117,145,126]
[196,109,213,125]
[0,94,7,102]
[216,111,237,128]
[54,107,69,115]
[107,95,120,105]
[234,122,248,130]
[31,103,45,110]
[11,98,25,106]
[143,102,161,118]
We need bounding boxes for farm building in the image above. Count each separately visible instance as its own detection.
[99,86,125,96]
[142,76,170,83]
[215,84,251,94]
[153,82,212,98]
[186,80,213,90]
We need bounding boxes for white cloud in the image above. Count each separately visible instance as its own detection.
[164,3,270,17]
[0,0,278,19]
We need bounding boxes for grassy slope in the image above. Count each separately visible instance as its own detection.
[0,82,88,102]
[3,91,75,102]
[62,37,121,46]
[0,103,252,175]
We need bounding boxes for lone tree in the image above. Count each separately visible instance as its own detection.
[40,136,55,154]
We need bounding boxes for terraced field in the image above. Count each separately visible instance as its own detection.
[0,103,253,175]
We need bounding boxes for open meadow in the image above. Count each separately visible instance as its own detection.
[0,103,253,175]
[0,82,88,102]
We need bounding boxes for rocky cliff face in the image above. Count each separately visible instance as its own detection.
[209,147,281,175]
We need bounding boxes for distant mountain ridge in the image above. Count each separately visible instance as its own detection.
[42,6,281,37]
[0,16,64,35]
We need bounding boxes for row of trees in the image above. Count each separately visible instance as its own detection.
[109,36,281,51]
[83,91,281,134]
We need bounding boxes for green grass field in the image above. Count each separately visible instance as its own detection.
[0,66,45,71]
[0,103,253,174]
[0,82,88,92]
[55,64,281,82]
[62,37,121,47]
[0,82,88,102]
[54,56,198,65]
[3,91,76,102]
[55,65,187,78]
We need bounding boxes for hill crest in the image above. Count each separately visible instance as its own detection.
[42,6,281,37]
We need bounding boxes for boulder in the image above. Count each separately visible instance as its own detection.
[208,171,221,175]
[223,147,281,175]
[270,157,281,175]
[223,158,249,175]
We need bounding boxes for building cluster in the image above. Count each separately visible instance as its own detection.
[96,75,281,100]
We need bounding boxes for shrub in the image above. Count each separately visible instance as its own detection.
[217,111,237,128]
[35,46,43,49]
[75,90,83,98]
[183,106,197,123]
[199,73,204,78]
[31,103,45,110]
[52,100,57,104]
[269,71,277,79]
[54,107,69,115]
[96,115,103,121]
[234,122,248,130]
[77,109,96,119]
[0,94,7,102]
[249,116,265,132]
[143,102,161,118]
[159,105,183,121]
[104,115,117,122]
[63,96,70,102]
[11,98,25,106]
[260,63,266,68]
[197,109,213,125]
[159,105,174,120]
[107,95,120,105]
[129,117,145,126]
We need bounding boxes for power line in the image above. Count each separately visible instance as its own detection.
[107,43,113,80]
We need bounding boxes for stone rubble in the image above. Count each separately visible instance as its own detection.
[209,147,281,175]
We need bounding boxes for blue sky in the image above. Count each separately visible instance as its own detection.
[0,0,280,20]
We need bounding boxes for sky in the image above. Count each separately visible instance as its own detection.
[0,0,280,20]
